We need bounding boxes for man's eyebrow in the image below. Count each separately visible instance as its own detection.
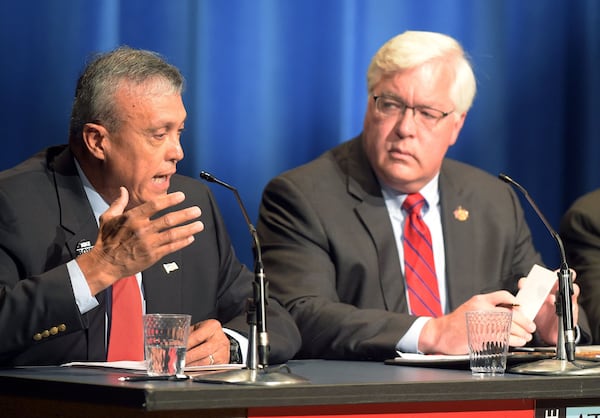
[145,122,181,132]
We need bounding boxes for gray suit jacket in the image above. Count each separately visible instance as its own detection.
[0,145,301,366]
[257,135,544,360]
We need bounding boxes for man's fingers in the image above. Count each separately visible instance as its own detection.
[509,333,530,347]
[91,189,204,288]
[124,192,203,238]
[150,225,203,261]
[155,206,202,232]
[507,309,535,347]
[132,191,187,218]
[185,320,230,365]
[572,282,580,298]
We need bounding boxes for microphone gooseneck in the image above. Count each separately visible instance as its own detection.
[498,173,576,362]
[200,170,269,367]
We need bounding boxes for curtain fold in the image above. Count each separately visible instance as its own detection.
[1,0,598,266]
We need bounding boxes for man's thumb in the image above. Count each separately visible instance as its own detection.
[105,187,129,217]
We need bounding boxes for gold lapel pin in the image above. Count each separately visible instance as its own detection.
[453,206,469,221]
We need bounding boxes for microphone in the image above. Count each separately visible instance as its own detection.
[199,171,269,368]
[498,173,576,362]
[199,171,259,257]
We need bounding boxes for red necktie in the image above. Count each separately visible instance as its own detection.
[107,275,144,361]
[402,193,443,317]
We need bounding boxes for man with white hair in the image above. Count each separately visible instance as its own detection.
[257,31,587,360]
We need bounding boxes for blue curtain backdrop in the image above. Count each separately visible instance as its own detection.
[1,0,599,269]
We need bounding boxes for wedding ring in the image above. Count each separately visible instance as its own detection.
[208,354,215,365]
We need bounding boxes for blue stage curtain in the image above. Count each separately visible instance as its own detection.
[0,0,599,267]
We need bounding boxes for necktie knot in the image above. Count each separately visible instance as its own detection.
[402,193,426,215]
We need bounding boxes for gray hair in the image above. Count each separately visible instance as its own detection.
[68,46,185,144]
[367,31,476,113]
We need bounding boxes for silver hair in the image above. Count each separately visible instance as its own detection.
[68,46,185,144]
[367,31,477,113]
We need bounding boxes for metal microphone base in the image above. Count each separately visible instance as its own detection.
[193,364,310,386]
[509,358,600,376]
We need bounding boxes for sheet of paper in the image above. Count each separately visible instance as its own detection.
[61,360,243,372]
[515,264,557,320]
[395,352,469,361]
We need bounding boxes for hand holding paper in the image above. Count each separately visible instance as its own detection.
[515,264,557,321]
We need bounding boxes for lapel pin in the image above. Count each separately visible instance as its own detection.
[163,262,179,274]
[453,206,469,221]
[75,240,93,256]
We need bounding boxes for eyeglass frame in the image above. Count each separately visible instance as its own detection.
[372,94,454,127]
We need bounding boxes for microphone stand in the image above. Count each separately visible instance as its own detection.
[194,171,308,385]
[499,174,600,375]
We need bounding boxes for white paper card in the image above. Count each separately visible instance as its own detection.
[515,264,557,320]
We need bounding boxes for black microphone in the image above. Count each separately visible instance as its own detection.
[199,171,258,253]
[498,173,576,361]
[200,171,270,368]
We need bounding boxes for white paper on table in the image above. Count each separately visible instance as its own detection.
[61,360,243,372]
[394,352,469,361]
[515,264,557,320]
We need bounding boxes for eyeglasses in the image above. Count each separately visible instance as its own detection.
[372,95,453,128]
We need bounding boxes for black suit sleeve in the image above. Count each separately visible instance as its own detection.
[560,190,600,344]
[0,187,92,365]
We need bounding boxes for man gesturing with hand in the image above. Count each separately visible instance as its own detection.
[0,46,300,367]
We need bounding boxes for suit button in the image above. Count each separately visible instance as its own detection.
[58,324,67,332]
[50,327,58,335]
[33,333,42,341]
[41,330,50,338]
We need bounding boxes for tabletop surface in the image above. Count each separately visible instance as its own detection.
[2,358,600,411]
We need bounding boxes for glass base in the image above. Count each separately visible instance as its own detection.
[471,369,505,377]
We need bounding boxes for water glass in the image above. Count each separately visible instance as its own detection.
[143,313,191,376]
[465,310,512,376]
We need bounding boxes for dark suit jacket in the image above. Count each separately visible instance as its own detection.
[257,135,546,360]
[560,188,600,343]
[0,145,300,366]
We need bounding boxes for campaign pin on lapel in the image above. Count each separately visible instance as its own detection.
[453,206,469,221]
[163,262,179,274]
[75,240,93,256]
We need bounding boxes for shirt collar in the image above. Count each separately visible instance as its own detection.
[74,158,109,226]
[381,174,440,214]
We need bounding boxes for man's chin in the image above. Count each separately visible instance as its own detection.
[381,172,424,193]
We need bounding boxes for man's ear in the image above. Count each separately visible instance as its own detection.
[82,123,108,160]
[448,112,467,146]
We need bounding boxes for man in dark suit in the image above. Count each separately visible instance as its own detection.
[0,46,300,366]
[561,189,600,343]
[257,31,586,360]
